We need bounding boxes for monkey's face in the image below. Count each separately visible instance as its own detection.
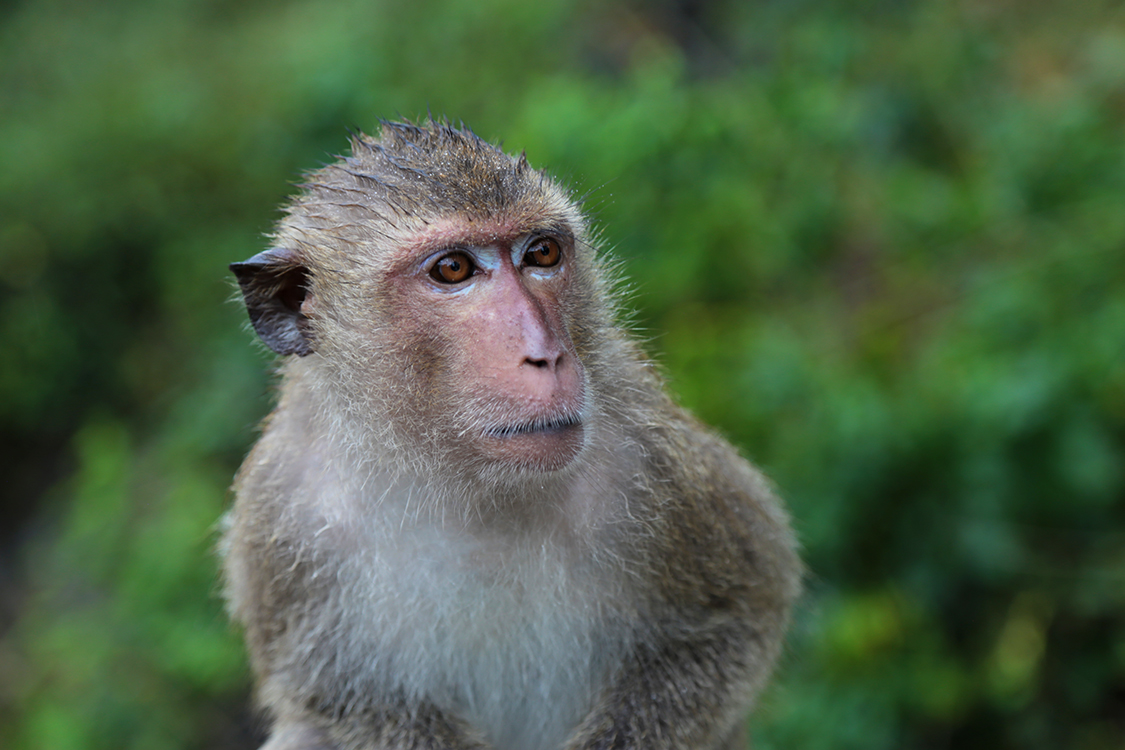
[232,124,606,481]
[383,220,588,474]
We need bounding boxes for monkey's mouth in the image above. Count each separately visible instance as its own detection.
[487,414,582,439]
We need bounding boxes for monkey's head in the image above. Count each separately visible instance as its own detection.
[232,121,622,483]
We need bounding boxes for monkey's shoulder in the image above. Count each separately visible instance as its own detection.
[633,410,800,622]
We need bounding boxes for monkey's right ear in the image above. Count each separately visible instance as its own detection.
[230,248,314,357]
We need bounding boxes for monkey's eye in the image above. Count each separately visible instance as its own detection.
[524,237,561,268]
[430,251,476,284]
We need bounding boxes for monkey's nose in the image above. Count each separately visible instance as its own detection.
[516,350,583,403]
[524,354,559,371]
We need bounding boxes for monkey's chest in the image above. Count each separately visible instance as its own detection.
[352,534,626,750]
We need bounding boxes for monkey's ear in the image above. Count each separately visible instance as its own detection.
[230,248,315,357]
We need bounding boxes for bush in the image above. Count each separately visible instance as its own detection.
[1,1,1122,747]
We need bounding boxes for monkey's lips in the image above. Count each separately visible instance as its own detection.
[487,414,582,439]
[482,414,585,471]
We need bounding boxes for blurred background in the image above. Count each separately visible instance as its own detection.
[1,0,1124,748]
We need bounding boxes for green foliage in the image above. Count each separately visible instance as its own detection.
[1,0,1122,748]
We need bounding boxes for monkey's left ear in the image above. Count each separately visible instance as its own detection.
[230,248,314,357]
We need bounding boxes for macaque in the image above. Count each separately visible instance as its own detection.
[224,120,800,750]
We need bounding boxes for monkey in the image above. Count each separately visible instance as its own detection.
[223,119,801,750]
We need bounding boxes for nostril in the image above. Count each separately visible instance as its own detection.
[525,357,551,369]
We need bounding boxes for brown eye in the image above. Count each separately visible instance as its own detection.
[525,237,561,268]
[430,252,475,284]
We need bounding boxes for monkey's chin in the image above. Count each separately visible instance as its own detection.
[482,419,585,473]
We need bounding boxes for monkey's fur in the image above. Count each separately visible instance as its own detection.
[224,120,801,750]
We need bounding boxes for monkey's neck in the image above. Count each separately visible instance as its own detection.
[267,354,652,546]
